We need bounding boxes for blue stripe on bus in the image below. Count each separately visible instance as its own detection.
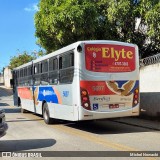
[38,86,58,103]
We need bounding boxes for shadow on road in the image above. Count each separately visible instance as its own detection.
[6,118,43,123]
[53,119,156,134]
[23,112,157,134]
[0,107,21,113]
[2,107,21,113]
[0,103,10,106]
[0,87,13,97]
[0,139,56,151]
[2,106,156,135]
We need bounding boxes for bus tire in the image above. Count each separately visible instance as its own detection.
[18,97,21,107]
[43,103,53,124]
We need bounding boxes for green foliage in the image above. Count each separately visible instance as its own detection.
[35,0,160,58]
[35,0,110,53]
[105,0,160,58]
[9,51,35,70]
[9,50,46,70]
[144,1,160,57]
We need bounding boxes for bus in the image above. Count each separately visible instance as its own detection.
[12,40,140,124]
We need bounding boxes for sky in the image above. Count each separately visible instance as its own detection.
[0,0,40,71]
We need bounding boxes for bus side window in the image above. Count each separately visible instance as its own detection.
[49,59,53,71]
[34,66,37,74]
[17,70,20,86]
[59,57,62,69]
[40,60,49,85]
[42,60,48,73]
[39,63,42,73]
[24,67,28,86]
[59,52,74,84]
[19,69,22,86]
[34,64,41,85]
[71,53,74,66]
[28,66,33,86]
[49,58,58,85]
[53,58,58,70]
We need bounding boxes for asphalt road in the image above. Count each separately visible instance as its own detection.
[0,86,160,160]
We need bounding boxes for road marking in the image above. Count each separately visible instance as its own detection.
[52,124,157,160]
[54,124,135,151]
[21,113,157,160]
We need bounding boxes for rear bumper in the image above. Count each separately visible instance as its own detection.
[79,104,140,120]
[0,123,8,138]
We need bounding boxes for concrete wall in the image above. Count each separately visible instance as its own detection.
[3,67,12,88]
[0,74,4,83]
[140,63,160,117]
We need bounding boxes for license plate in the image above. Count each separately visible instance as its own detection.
[109,104,119,109]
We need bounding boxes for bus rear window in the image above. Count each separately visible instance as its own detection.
[85,44,136,72]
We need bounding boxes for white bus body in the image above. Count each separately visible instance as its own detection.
[13,41,139,123]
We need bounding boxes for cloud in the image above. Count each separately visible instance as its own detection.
[24,3,39,12]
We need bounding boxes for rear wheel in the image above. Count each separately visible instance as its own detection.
[43,103,53,124]
[18,97,21,107]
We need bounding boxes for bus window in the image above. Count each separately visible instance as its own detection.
[34,64,41,85]
[40,60,48,85]
[39,63,42,73]
[49,58,58,84]
[42,60,48,73]
[27,66,33,86]
[53,58,58,70]
[34,66,37,74]
[49,58,58,71]
[60,52,74,69]
[71,53,74,66]
[23,67,28,86]
[28,66,32,76]
[59,57,62,69]
[49,58,53,71]
[59,52,74,84]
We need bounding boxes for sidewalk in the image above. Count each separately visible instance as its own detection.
[113,117,160,131]
[0,84,12,89]
[0,85,13,95]
[0,85,14,107]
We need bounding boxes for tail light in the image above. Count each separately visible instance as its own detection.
[132,88,139,107]
[80,88,91,110]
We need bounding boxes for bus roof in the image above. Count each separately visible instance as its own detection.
[13,40,137,70]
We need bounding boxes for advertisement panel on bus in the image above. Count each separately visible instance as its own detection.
[80,43,139,113]
[85,43,135,72]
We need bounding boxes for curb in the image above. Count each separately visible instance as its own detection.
[112,117,160,131]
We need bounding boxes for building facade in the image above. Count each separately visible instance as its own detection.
[3,67,12,88]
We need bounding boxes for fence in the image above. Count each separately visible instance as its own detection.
[140,53,160,67]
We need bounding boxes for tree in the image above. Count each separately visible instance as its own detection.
[104,0,160,58]
[35,0,160,58]
[143,1,160,57]
[35,0,114,53]
[9,49,46,70]
[9,51,35,70]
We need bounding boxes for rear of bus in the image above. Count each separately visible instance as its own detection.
[78,41,139,120]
